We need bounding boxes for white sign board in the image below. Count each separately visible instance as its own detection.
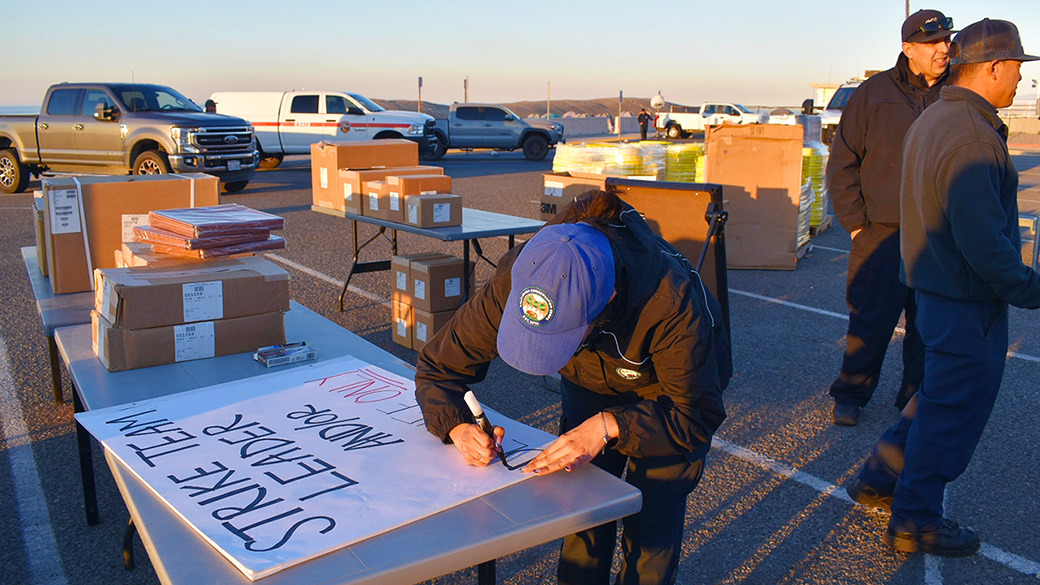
[76,356,554,580]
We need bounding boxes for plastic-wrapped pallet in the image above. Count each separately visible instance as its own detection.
[665,143,706,183]
[797,183,813,249]
[637,142,667,179]
[802,145,829,228]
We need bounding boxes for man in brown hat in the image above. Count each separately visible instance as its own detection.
[826,9,954,426]
[847,18,1040,557]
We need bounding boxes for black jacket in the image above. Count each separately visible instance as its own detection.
[901,86,1040,308]
[828,53,948,232]
[415,199,730,460]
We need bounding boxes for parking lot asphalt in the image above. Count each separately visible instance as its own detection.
[2,148,1039,585]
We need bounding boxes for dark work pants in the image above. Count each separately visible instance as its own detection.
[639,125,648,141]
[831,223,924,409]
[557,379,705,585]
[855,291,1007,529]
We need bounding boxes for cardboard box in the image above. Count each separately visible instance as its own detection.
[41,174,220,294]
[119,242,211,269]
[310,140,420,211]
[386,174,453,217]
[93,310,285,372]
[95,256,290,329]
[363,180,387,220]
[33,191,47,276]
[411,256,469,312]
[391,252,451,305]
[605,178,725,301]
[540,172,608,220]
[412,307,456,351]
[391,300,413,349]
[340,166,444,213]
[1021,213,1039,272]
[404,194,463,228]
[705,124,805,270]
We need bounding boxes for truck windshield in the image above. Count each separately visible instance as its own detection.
[826,86,858,111]
[733,104,753,113]
[108,84,202,113]
[346,93,385,113]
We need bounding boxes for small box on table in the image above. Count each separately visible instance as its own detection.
[404,194,462,228]
[340,166,444,215]
[310,140,420,211]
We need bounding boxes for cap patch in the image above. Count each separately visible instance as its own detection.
[519,287,554,327]
[616,367,641,380]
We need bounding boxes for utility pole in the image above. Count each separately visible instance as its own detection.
[418,76,422,114]
[464,77,469,103]
[905,0,909,18]
[547,81,551,119]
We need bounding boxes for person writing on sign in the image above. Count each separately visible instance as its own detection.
[415,189,730,585]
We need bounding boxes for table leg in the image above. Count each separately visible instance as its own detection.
[123,517,136,571]
[463,241,472,300]
[48,336,63,404]
[477,560,496,585]
[339,222,391,312]
[73,387,100,526]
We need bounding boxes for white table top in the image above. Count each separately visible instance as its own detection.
[21,246,94,336]
[57,302,641,585]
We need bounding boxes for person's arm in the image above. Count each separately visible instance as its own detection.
[939,144,1040,308]
[828,87,870,236]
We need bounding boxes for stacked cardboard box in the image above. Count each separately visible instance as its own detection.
[540,172,608,220]
[91,256,289,371]
[390,253,473,350]
[132,204,285,259]
[40,174,220,294]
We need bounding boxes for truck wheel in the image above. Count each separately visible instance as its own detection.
[132,150,170,175]
[0,149,30,195]
[258,153,283,170]
[522,135,549,161]
[422,136,448,161]
[221,180,249,194]
[666,125,683,140]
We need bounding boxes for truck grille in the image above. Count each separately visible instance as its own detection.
[193,126,255,155]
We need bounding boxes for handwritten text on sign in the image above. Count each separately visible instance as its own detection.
[76,357,553,580]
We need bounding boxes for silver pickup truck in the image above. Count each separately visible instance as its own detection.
[0,83,258,194]
[424,103,564,161]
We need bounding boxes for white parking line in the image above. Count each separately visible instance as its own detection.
[278,255,1040,580]
[0,333,68,585]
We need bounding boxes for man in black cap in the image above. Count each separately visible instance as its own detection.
[826,9,954,426]
[847,18,1040,557]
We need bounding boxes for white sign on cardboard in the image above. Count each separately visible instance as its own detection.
[320,167,329,190]
[182,281,224,322]
[74,357,553,580]
[173,321,216,361]
[432,203,451,224]
[121,214,149,243]
[444,277,461,299]
[48,189,82,234]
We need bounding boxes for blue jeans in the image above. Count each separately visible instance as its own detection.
[557,379,705,585]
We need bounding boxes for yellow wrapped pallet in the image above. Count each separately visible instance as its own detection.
[664,143,705,183]
[802,145,829,228]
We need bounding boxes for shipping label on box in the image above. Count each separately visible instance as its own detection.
[539,173,607,221]
[391,300,413,349]
[412,307,456,351]
[174,321,216,362]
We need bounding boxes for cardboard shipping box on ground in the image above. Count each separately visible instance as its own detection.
[705,123,805,270]
[340,166,444,214]
[391,300,413,349]
[93,310,285,372]
[411,255,473,313]
[605,178,725,302]
[95,256,290,330]
[412,307,456,351]
[310,140,420,211]
[540,172,608,220]
[404,194,462,228]
[391,252,453,305]
[41,174,220,294]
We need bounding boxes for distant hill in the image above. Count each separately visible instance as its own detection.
[372,97,701,119]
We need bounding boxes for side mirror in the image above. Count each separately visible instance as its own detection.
[801,98,815,115]
[503,114,515,121]
[346,106,365,116]
[93,102,118,121]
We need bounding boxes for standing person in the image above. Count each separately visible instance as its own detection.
[847,18,1040,556]
[826,9,954,425]
[204,99,217,113]
[638,108,653,141]
[414,190,730,585]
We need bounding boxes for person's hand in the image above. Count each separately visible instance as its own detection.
[523,412,617,475]
[850,227,863,241]
[449,423,504,467]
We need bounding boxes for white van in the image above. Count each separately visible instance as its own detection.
[209,91,436,168]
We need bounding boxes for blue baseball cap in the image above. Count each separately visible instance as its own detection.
[497,223,615,376]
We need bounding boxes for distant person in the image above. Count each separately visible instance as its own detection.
[414,190,730,585]
[826,9,953,426]
[204,99,217,113]
[847,18,1040,556]
[638,108,653,140]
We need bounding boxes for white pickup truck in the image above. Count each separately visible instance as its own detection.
[655,102,767,139]
[209,91,437,169]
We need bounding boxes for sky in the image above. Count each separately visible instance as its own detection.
[3,0,1040,110]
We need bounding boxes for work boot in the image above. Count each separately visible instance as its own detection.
[833,404,860,426]
[884,519,980,557]
[846,479,892,511]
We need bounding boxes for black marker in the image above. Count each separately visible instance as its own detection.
[463,391,507,467]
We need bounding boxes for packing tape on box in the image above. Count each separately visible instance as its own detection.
[169,174,196,206]
[70,177,95,291]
